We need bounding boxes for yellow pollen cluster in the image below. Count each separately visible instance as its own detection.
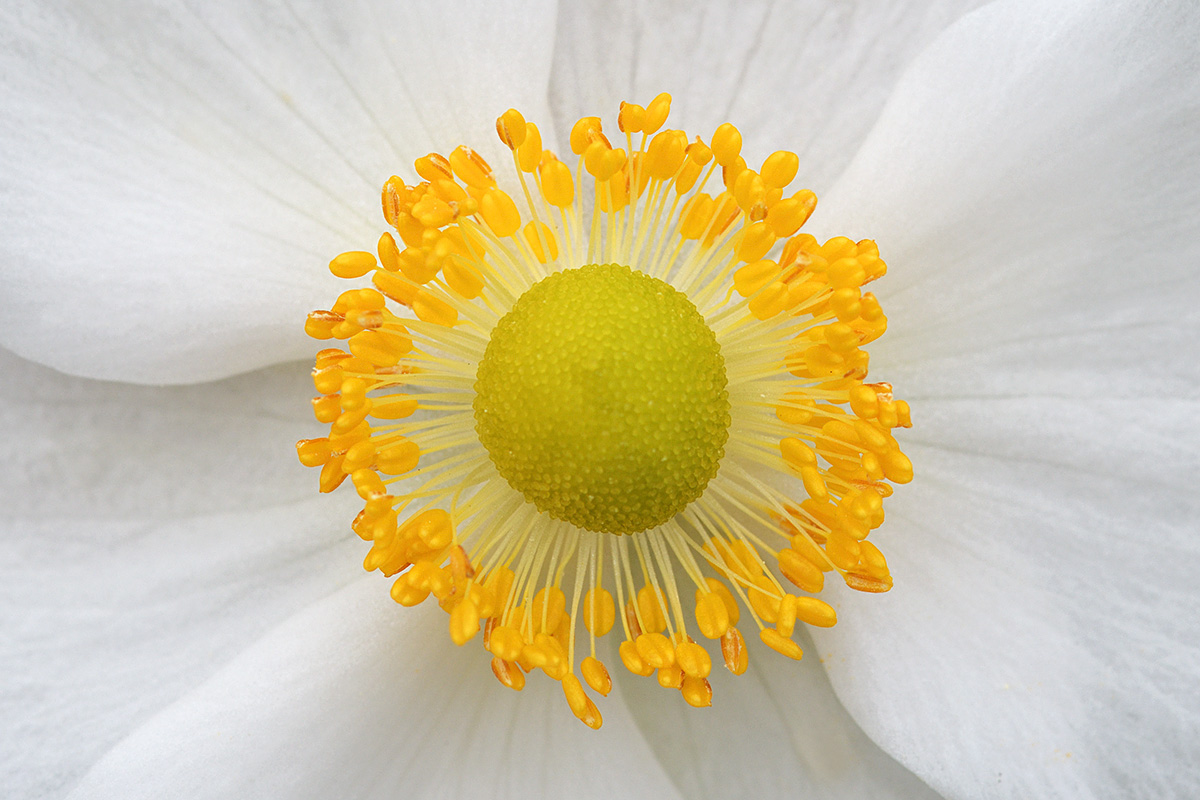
[297,93,912,729]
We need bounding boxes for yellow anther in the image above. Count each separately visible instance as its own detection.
[681,675,713,708]
[693,589,730,639]
[636,585,669,633]
[882,450,914,483]
[795,597,838,628]
[776,393,816,425]
[721,155,747,190]
[702,577,739,627]
[733,259,780,298]
[761,151,799,189]
[366,394,417,421]
[779,437,817,470]
[318,457,347,493]
[489,625,525,662]
[657,665,683,689]
[800,466,829,502]
[563,673,603,729]
[857,539,890,578]
[411,194,455,228]
[496,108,527,149]
[333,404,372,437]
[381,176,409,229]
[295,438,332,468]
[736,221,776,263]
[414,152,452,183]
[329,251,376,279]
[635,632,676,669]
[618,101,646,133]
[675,641,711,678]
[480,188,521,237]
[311,394,340,423]
[760,628,803,660]
[350,469,385,504]
[531,586,566,633]
[443,255,485,299]
[766,190,817,237]
[775,594,799,638]
[584,141,627,181]
[825,529,861,570]
[538,157,575,207]
[619,639,654,676]
[377,233,402,273]
[491,656,526,691]
[583,587,615,636]
[581,656,612,696]
[348,329,411,367]
[831,287,863,321]
[720,628,749,675]
[570,116,603,155]
[517,123,543,172]
[679,193,715,240]
[449,145,495,189]
[710,122,742,166]
[523,220,559,263]
[449,598,480,645]
[644,130,685,180]
[733,168,766,212]
[643,92,672,134]
[778,547,824,593]
[748,282,789,320]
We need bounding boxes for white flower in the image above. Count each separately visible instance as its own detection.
[2,0,1197,798]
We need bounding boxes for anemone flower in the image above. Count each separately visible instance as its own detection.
[2,0,1198,798]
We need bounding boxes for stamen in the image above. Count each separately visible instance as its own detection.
[297,94,912,727]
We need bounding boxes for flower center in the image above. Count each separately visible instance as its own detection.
[474,263,730,534]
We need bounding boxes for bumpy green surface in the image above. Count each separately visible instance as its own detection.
[474,263,730,534]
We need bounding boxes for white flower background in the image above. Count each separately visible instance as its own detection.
[2,0,1198,798]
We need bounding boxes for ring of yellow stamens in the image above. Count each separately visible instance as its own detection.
[298,92,912,729]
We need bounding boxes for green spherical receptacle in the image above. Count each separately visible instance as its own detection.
[474,263,731,534]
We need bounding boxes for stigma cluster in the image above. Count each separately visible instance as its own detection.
[296,93,912,728]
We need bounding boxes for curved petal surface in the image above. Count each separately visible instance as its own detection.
[548,0,987,190]
[0,349,364,798]
[0,0,557,384]
[68,579,686,800]
[616,627,943,799]
[810,0,1200,796]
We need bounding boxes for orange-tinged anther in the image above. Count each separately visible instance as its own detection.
[721,628,749,675]
[531,586,566,633]
[489,625,525,662]
[348,329,411,367]
[619,639,654,676]
[736,221,776,263]
[318,456,347,493]
[450,598,480,645]
[710,122,742,166]
[449,545,475,580]
[801,466,829,502]
[760,628,804,660]
[761,150,799,189]
[583,587,615,636]
[636,585,669,634]
[539,158,575,207]
[523,220,559,263]
[516,123,542,172]
[414,152,452,182]
[311,394,340,423]
[681,675,713,708]
[618,101,646,133]
[295,438,331,467]
[704,577,740,626]
[570,116,602,155]
[845,572,894,593]
[584,141,626,180]
[329,251,376,279]
[480,188,521,238]
[643,92,672,134]
[381,176,409,228]
[563,674,603,729]
[581,656,612,696]
[635,632,676,669]
[883,450,914,483]
[449,145,494,189]
[657,665,683,689]
[377,232,401,272]
[778,548,825,593]
[496,109,527,149]
[693,590,730,639]
[376,439,420,476]
[492,656,526,691]
[722,155,747,190]
[795,597,837,628]
[675,641,712,678]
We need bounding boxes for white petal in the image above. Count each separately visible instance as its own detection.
[68,579,686,800]
[0,0,557,384]
[548,0,986,188]
[616,628,943,799]
[0,348,364,798]
[810,0,1200,796]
